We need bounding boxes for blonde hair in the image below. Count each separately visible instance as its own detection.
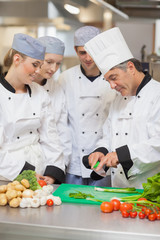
[3,49,26,69]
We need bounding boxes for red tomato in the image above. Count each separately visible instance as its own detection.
[120,203,133,212]
[139,211,146,219]
[130,211,137,218]
[46,199,54,206]
[156,212,160,220]
[148,213,157,221]
[110,199,121,211]
[121,210,130,218]
[100,202,114,213]
[145,208,152,217]
[38,180,47,187]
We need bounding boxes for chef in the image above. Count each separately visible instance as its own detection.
[34,36,72,168]
[58,26,116,186]
[0,33,65,184]
[83,27,160,189]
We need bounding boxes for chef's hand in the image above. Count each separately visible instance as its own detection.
[36,173,44,181]
[36,174,55,184]
[96,152,119,171]
[88,152,105,169]
[42,176,56,185]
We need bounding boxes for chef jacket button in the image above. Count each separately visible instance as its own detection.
[30,131,32,134]
[96,113,99,116]
[120,171,123,174]
[138,95,140,98]
[82,149,84,152]
[97,96,100,98]
[33,113,36,116]
[125,133,128,135]
[82,113,85,116]
[129,113,132,115]
[8,97,11,100]
[95,132,97,134]
[112,171,114,174]
[116,133,118,135]
[82,131,85,134]
[79,76,81,79]
[17,136,20,139]
[47,90,49,92]
[124,97,127,100]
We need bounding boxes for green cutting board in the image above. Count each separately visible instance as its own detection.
[53,184,143,205]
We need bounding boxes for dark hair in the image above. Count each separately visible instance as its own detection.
[112,58,143,72]
[3,49,26,68]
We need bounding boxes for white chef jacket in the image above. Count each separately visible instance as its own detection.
[58,65,117,178]
[42,78,72,167]
[96,78,160,189]
[0,77,65,182]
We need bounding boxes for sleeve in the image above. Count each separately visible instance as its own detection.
[53,84,72,167]
[38,91,65,183]
[127,96,160,177]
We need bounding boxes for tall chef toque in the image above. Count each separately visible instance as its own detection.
[74,26,101,46]
[84,27,133,75]
[12,33,46,60]
[38,36,65,56]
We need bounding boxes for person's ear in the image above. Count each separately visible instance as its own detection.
[13,54,22,66]
[74,46,78,54]
[127,61,135,74]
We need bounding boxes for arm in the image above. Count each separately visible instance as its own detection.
[38,91,65,183]
[52,83,72,168]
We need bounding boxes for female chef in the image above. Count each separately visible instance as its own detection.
[0,33,65,184]
[34,36,71,168]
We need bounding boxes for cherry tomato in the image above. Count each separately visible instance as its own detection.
[110,199,121,211]
[38,180,47,187]
[130,211,137,218]
[148,213,157,221]
[120,203,133,212]
[137,198,147,207]
[139,211,146,219]
[156,212,160,220]
[141,206,147,212]
[100,202,113,213]
[46,199,54,206]
[121,210,130,218]
[145,208,152,217]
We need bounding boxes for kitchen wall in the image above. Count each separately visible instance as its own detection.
[0,19,157,74]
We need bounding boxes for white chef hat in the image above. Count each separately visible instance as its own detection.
[84,27,133,75]
[38,36,65,56]
[12,33,45,60]
[74,26,101,46]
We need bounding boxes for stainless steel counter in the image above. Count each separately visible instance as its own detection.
[0,184,160,240]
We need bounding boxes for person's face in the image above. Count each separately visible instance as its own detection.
[39,53,63,79]
[75,46,98,73]
[104,62,137,96]
[15,54,43,85]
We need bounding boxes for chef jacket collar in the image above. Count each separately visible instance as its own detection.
[41,78,47,86]
[136,72,151,96]
[0,74,32,97]
[80,65,101,82]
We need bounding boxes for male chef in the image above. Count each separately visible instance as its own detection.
[58,26,116,186]
[83,27,160,189]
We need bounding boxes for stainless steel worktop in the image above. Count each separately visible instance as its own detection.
[0,184,160,240]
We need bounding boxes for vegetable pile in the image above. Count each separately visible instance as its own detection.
[99,172,160,221]
[15,170,41,191]
[120,172,160,203]
[0,170,62,208]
